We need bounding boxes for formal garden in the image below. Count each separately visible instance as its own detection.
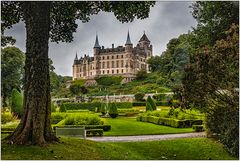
[1,1,239,160]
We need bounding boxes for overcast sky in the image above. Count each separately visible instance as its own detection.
[5,1,197,76]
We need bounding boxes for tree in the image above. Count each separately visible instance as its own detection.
[134,92,145,102]
[108,102,118,118]
[147,96,156,110]
[182,24,239,156]
[1,47,25,107]
[69,84,81,96]
[136,69,147,80]
[1,1,155,145]
[11,88,23,117]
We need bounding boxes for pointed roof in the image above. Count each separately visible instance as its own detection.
[74,52,78,60]
[139,31,150,42]
[125,30,132,45]
[94,34,101,48]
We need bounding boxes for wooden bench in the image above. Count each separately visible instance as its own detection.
[56,127,86,138]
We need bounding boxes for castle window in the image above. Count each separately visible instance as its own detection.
[112,61,114,68]
[103,70,105,74]
[102,56,105,60]
[121,60,124,67]
[122,69,124,73]
[112,55,114,59]
[102,62,105,69]
[112,70,114,74]
[117,55,119,59]
[121,55,123,58]
[107,70,109,74]
[116,61,119,68]
[90,72,92,75]
[107,61,110,68]
[117,70,119,73]
[107,56,109,59]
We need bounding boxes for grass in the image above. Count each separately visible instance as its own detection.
[102,117,194,136]
[1,135,237,160]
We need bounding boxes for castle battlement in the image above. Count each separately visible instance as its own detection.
[72,31,153,83]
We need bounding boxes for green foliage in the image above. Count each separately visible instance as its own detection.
[69,84,81,96]
[114,102,132,109]
[59,104,66,112]
[1,47,25,107]
[145,102,153,112]
[192,125,204,132]
[1,112,17,124]
[132,102,146,106]
[147,96,156,110]
[95,76,123,86]
[99,103,107,115]
[11,88,23,117]
[134,92,145,101]
[56,113,102,126]
[108,102,119,118]
[136,69,147,80]
[51,102,56,112]
[64,102,102,111]
[153,94,166,101]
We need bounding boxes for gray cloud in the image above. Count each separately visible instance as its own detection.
[4,1,197,76]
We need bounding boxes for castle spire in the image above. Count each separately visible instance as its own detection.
[74,51,78,60]
[125,30,132,45]
[94,34,101,48]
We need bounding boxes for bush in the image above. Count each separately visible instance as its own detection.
[11,88,23,117]
[205,104,239,157]
[118,109,139,113]
[192,125,204,132]
[115,102,132,109]
[99,103,107,115]
[64,102,102,111]
[146,102,153,111]
[60,103,66,112]
[132,102,146,106]
[134,92,145,101]
[153,94,166,101]
[51,102,56,112]
[108,102,119,118]
[1,112,17,124]
[136,69,147,80]
[56,113,102,126]
[147,96,156,110]
[53,125,111,131]
[95,75,123,86]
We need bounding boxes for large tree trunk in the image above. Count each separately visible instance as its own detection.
[6,2,59,145]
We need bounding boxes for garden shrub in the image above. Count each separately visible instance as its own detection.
[108,102,119,118]
[64,102,102,111]
[51,102,56,112]
[60,103,66,112]
[192,125,204,132]
[118,109,139,113]
[146,102,153,111]
[141,116,149,122]
[153,93,166,101]
[1,112,17,124]
[115,102,132,109]
[147,96,156,110]
[11,88,23,117]
[134,92,145,101]
[95,75,123,86]
[136,115,142,121]
[132,102,146,106]
[99,103,107,115]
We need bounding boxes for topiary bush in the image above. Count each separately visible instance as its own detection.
[60,103,66,112]
[99,103,107,115]
[147,96,156,110]
[11,88,23,117]
[108,102,119,118]
[146,101,153,111]
[134,92,145,101]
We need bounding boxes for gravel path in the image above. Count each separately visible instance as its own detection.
[87,132,205,142]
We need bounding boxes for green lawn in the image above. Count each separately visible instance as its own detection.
[102,117,194,136]
[1,135,236,160]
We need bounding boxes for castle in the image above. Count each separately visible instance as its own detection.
[72,31,152,84]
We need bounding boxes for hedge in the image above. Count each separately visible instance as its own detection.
[53,125,111,131]
[114,102,132,109]
[132,102,146,106]
[192,125,204,132]
[132,101,177,106]
[137,116,203,128]
[64,102,102,111]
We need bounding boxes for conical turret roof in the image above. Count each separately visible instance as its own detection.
[139,32,150,42]
[94,34,101,48]
[125,30,132,45]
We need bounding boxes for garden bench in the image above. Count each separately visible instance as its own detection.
[56,127,86,138]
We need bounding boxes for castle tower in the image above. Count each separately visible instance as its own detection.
[93,34,101,55]
[125,31,133,51]
[72,52,78,80]
[139,31,150,48]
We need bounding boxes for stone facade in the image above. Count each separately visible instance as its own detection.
[72,31,152,84]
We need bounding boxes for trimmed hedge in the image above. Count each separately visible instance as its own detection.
[53,125,111,131]
[137,116,203,128]
[132,102,146,106]
[132,101,177,107]
[114,102,132,109]
[192,125,204,132]
[64,102,102,111]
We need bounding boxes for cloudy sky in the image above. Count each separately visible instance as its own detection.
[5,1,197,76]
